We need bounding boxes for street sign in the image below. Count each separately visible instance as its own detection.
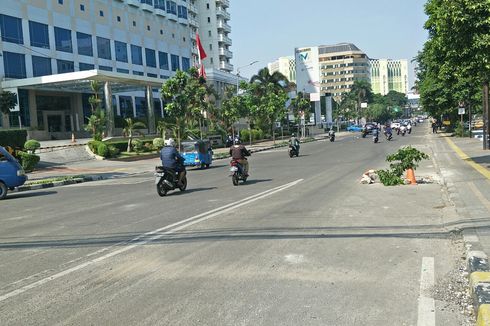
[458,107,465,115]
[361,102,368,108]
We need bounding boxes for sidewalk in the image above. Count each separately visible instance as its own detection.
[28,132,347,183]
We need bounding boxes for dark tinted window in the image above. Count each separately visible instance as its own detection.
[32,56,52,77]
[3,51,26,78]
[145,48,156,68]
[55,27,72,53]
[0,14,23,44]
[131,45,143,65]
[57,59,74,73]
[29,21,49,48]
[77,32,93,56]
[97,37,111,60]
[115,41,128,62]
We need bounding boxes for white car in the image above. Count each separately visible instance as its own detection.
[391,122,401,129]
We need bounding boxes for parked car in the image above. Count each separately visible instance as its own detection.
[362,123,378,135]
[347,124,363,132]
[0,146,27,199]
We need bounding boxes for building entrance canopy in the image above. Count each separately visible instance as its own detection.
[0,69,164,94]
[0,70,165,136]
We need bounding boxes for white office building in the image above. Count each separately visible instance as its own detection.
[370,59,408,95]
[0,0,234,140]
[267,56,296,84]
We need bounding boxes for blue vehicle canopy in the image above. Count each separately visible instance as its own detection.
[181,140,213,168]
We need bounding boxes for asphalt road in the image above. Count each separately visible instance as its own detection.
[0,126,466,325]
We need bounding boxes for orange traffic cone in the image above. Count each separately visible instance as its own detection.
[406,168,417,185]
[71,132,76,143]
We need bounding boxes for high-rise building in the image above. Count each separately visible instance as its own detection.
[193,0,233,73]
[295,43,370,102]
[370,59,408,95]
[0,0,235,139]
[267,56,296,83]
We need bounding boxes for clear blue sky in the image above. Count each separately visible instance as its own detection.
[228,0,428,88]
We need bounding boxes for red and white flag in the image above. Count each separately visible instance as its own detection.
[196,33,207,79]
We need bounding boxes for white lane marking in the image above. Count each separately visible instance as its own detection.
[0,179,303,302]
[284,254,305,264]
[417,257,435,326]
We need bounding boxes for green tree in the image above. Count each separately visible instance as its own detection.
[123,118,147,152]
[250,67,289,93]
[84,81,107,141]
[0,91,17,115]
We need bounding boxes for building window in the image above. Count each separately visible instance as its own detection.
[133,21,136,27]
[57,59,74,73]
[131,45,143,65]
[158,51,169,70]
[147,73,158,78]
[115,41,128,63]
[32,56,52,77]
[99,10,104,17]
[166,1,177,15]
[3,52,26,78]
[160,29,163,35]
[133,71,144,76]
[209,44,212,50]
[135,97,147,118]
[170,54,180,71]
[141,0,153,5]
[145,48,156,68]
[119,96,133,118]
[0,14,23,44]
[182,57,190,71]
[29,21,49,49]
[147,25,151,31]
[58,0,63,4]
[80,4,85,11]
[154,0,165,10]
[96,36,111,60]
[178,6,188,19]
[117,68,129,74]
[208,30,211,37]
[183,37,186,42]
[55,27,72,53]
[79,62,95,71]
[99,65,112,71]
[117,16,121,22]
[206,3,209,9]
[76,32,92,56]
[207,17,210,23]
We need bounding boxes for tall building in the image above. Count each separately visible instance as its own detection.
[370,59,408,95]
[194,0,233,73]
[267,56,296,83]
[0,0,235,139]
[295,43,370,102]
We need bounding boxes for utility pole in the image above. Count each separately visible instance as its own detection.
[484,82,489,150]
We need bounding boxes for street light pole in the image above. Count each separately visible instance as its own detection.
[236,60,259,145]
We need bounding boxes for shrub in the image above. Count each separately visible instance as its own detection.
[97,142,109,157]
[386,146,429,176]
[0,129,27,148]
[153,138,165,150]
[240,129,264,142]
[87,140,102,154]
[143,142,154,152]
[17,151,40,172]
[376,169,404,186]
[108,145,119,157]
[24,139,41,153]
[133,139,143,153]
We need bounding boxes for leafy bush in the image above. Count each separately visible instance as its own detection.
[133,139,143,153]
[104,140,153,153]
[17,151,40,172]
[108,145,119,157]
[24,139,41,153]
[0,129,27,148]
[376,169,404,186]
[240,129,264,142]
[454,121,470,137]
[87,140,102,154]
[386,146,429,176]
[153,138,165,150]
[97,142,109,157]
[143,142,154,152]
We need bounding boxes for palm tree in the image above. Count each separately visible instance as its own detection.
[250,67,289,92]
[123,118,147,152]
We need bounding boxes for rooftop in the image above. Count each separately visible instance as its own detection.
[318,43,362,55]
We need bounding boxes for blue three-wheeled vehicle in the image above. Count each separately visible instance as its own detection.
[181,140,213,169]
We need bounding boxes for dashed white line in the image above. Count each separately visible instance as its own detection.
[417,257,435,326]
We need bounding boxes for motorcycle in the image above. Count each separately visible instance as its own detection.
[329,131,336,142]
[373,129,379,143]
[384,131,393,141]
[289,144,299,158]
[155,166,187,197]
[230,160,248,186]
[400,125,407,136]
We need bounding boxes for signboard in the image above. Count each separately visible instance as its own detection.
[309,93,320,102]
[360,102,368,109]
[458,107,465,115]
[295,46,320,95]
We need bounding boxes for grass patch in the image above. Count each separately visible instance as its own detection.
[27,175,86,185]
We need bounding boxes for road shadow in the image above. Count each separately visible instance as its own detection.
[172,187,217,195]
[470,155,490,166]
[5,191,58,200]
[241,178,273,185]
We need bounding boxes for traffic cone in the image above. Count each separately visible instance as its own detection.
[71,132,76,143]
[406,168,417,185]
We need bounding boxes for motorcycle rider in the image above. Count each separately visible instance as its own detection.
[407,121,412,134]
[160,138,186,186]
[384,123,393,140]
[229,139,250,176]
[289,133,300,154]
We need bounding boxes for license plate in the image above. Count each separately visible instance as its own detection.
[154,173,164,177]
[230,167,238,172]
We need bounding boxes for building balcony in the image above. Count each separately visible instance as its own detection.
[127,0,140,6]
[219,48,233,59]
[168,14,178,22]
[155,8,166,16]
[178,17,188,25]
[217,20,232,33]
[189,18,199,28]
[216,0,229,8]
[220,61,233,72]
[218,33,232,45]
[141,3,154,12]
[216,8,231,20]
[188,4,198,13]
[191,46,199,55]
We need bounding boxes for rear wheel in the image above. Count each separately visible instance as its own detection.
[205,164,210,168]
[232,173,239,186]
[0,182,8,200]
[156,183,168,197]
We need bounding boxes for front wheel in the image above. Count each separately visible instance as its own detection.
[157,183,168,197]
[232,173,239,186]
[289,150,294,158]
[205,164,210,168]
[179,176,187,191]
[0,182,8,200]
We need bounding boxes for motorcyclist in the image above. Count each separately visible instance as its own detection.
[407,121,412,134]
[160,138,186,186]
[384,124,393,140]
[289,133,300,154]
[229,139,250,176]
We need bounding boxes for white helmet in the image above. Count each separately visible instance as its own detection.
[165,138,175,146]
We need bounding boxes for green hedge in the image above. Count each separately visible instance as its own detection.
[87,140,120,158]
[105,139,154,153]
[17,151,40,172]
[0,129,27,148]
[24,139,41,153]
[240,129,264,142]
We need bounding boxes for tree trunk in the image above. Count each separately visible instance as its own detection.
[127,134,132,152]
[483,82,489,150]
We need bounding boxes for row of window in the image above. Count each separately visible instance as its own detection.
[2,51,191,79]
[320,62,369,69]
